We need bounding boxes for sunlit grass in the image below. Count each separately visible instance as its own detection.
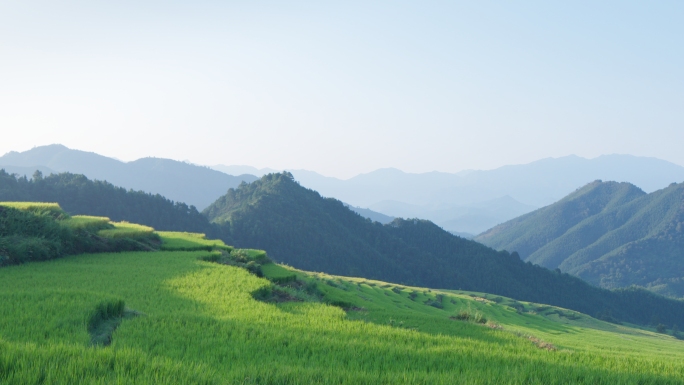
[1,245,683,383]
[98,222,154,239]
[0,202,61,210]
[157,231,232,251]
[0,202,65,218]
[61,215,111,230]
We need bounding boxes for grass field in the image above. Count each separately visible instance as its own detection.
[61,215,111,231]
[0,202,65,218]
[158,231,232,251]
[0,202,61,211]
[1,233,684,384]
[97,222,155,239]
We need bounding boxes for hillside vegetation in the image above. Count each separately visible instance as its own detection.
[2,226,684,383]
[0,169,217,236]
[0,202,159,265]
[203,173,684,326]
[476,180,684,297]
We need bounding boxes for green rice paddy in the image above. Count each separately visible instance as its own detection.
[1,233,684,384]
[97,222,155,239]
[0,202,61,210]
[61,215,111,231]
[0,202,65,218]
[158,231,232,251]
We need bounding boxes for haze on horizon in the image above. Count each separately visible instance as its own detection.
[1,1,683,179]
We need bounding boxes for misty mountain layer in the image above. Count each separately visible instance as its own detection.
[213,155,684,234]
[0,144,258,210]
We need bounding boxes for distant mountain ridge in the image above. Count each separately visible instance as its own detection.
[0,144,258,210]
[212,164,279,177]
[344,204,395,224]
[476,180,684,297]
[368,196,537,235]
[213,155,684,234]
[6,145,684,234]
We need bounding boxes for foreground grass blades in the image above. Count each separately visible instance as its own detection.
[1,244,684,384]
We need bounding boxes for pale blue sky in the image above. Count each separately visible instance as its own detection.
[1,1,682,178]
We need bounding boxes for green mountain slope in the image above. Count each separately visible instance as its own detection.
[2,228,684,383]
[203,173,684,326]
[475,181,646,258]
[476,181,684,297]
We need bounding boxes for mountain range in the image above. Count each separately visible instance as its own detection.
[215,155,684,234]
[0,144,257,210]
[4,145,684,235]
[476,180,684,297]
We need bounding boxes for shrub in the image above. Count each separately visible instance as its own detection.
[270,275,297,285]
[453,311,472,321]
[88,300,126,333]
[245,261,263,277]
[304,280,319,295]
[451,311,487,324]
[251,286,273,301]
[426,295,444,309]
[474,313,488,324]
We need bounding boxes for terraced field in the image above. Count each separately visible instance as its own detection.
[1,230,684,384]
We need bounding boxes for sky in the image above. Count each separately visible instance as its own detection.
[1,1,683,179]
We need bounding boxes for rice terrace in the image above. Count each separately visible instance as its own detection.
[3,2,684,383]
[1,203,683,384]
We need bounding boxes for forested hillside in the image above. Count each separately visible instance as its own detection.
[476,180,684,297]
[203,173,684,326]
[476,181,646,258]
[0,170,218,236]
